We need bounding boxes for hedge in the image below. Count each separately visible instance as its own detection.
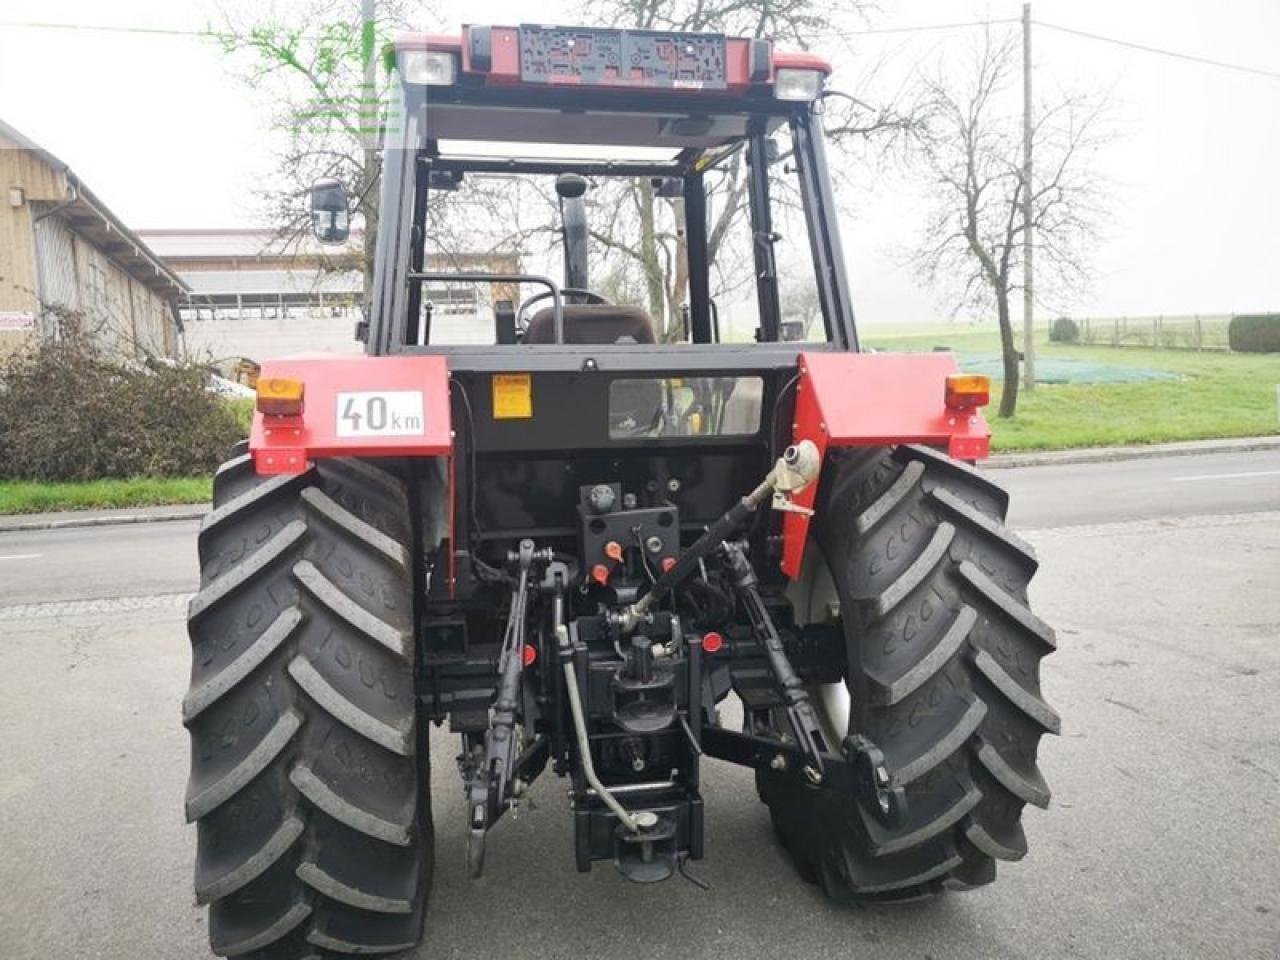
[0,336,245,481]
[1228,314,1280,353]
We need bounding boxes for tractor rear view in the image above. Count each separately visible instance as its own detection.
[183,24,1059,958]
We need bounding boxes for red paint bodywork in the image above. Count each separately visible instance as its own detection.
[251,356,453,475]
[781,351,991,578]
[251,352,986,584]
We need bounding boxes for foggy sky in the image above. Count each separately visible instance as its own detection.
[1,0,1276,324]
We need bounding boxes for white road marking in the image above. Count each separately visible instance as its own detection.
[0,593,189,621]
[1171,470,1280,483]
[1025,510,1280,538]
[0,554,41,561]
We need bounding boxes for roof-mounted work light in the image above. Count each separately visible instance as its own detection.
[774,67,825,101]
[402,49,456,85]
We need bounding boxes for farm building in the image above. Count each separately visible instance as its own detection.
[139,228,521,361]
[0,119,185,359]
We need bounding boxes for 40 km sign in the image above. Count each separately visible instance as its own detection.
[336,391,426,437]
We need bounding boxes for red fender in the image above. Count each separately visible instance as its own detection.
[782,351,991,579]
[250,355,453,474]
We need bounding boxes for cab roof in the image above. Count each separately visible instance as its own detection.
[402,25,832,152]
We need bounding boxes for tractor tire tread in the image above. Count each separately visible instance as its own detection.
[297,862,414,915]
[188,520,307,620]
[196,814,306,904]
[289,764,415,847]
[288,654,414,756]
[759,443,1057,900]
[868,605,976,707]
[185,708,303,822]
[183,608,302,724]
[212,899,312,958]
[185,454,430,959]
[293,560,410,660]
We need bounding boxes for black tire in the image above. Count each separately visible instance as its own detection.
[758,445,1059,900]
[184,452,432,957]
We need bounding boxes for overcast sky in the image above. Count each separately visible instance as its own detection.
[1,0,1277,324]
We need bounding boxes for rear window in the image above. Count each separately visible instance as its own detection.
[608,376,763,438]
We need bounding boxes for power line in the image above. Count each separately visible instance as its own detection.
[3,16,1021,41]
[815,18,1019,38]
[1036,20,1280,82]
[0,20,224,39]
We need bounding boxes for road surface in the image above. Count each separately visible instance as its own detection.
[1,448,1275,610]
[0,449,1277,960]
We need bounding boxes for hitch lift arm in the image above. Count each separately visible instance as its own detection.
[723,541,828,782]
[466,538,550,877]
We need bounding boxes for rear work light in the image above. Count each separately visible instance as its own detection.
[257,377,305,416]
[944,374,991,411]
[402,49,456,85]
[774,67,824,101]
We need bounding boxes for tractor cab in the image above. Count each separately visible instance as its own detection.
[363,25,854,354]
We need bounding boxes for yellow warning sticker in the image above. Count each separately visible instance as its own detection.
[492,373,533,419]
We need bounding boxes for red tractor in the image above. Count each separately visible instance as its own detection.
[183,24,1058,958]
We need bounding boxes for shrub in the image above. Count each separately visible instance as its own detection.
[1049,316,1080,343]
[227,396,254,433]
[1228,314,1280,353]
[0,335,245,481]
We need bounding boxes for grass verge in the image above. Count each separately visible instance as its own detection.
[0,476,212,515]
[863,326,1280,452]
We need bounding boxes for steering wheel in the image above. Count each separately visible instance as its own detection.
[515,287,610,333]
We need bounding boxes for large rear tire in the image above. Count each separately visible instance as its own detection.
[184,447,432,957]
[758,445,1059,900]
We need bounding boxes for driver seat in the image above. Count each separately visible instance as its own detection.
[524,304,656,344]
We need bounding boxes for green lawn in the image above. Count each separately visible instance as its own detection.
[0,476,212,515]
[862,325,1280,452]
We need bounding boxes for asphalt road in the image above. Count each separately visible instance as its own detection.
[1,449,1277,960]
[0,448,1276,610]
[999,447,1280,528]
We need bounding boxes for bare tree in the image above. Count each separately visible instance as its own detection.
[780,282,822,339]
[576,0,919,340]
[912,28,1111,417]
[212,1,917,336]
[213,0,435,306]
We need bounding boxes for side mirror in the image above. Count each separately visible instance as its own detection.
[310,178,350,245]
[651,177,683,199]
[428,170,463,192]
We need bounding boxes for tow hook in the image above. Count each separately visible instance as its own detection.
[845,734,906,827]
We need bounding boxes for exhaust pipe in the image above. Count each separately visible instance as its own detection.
[555,173,590,294]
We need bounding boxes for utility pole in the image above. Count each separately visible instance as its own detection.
[1021,3,1036,391]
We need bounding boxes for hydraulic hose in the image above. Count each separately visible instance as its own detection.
[629,489,765,619]
[620,440,821,631]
